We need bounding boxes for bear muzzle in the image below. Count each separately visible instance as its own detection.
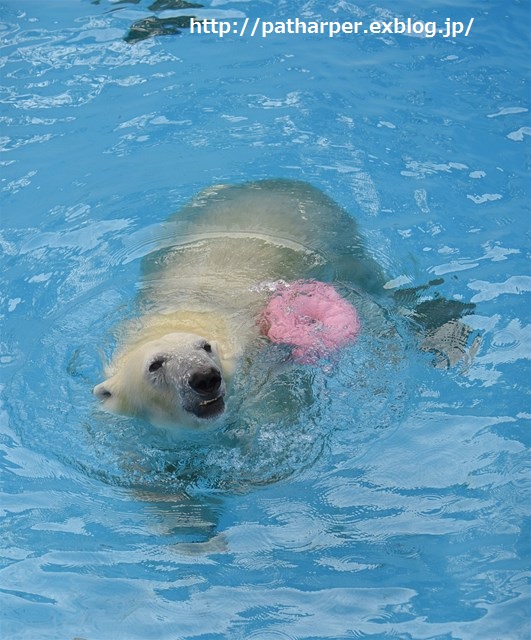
[185,366,226,419]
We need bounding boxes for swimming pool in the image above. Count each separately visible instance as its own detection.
[1,0,529,638]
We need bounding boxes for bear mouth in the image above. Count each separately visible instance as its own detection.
[190,395,225,419]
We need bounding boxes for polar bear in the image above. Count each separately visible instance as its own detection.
[93,179,388,426]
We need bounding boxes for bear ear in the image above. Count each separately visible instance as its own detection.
[93,380,113,402]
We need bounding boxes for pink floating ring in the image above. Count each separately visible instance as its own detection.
[258,280,362,364]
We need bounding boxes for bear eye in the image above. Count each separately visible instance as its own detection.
[148,358,164,373]
[202,342,212,353]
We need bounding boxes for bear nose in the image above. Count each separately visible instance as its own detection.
[188,368,222,395]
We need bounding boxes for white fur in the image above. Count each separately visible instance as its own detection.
[93,180,383,427]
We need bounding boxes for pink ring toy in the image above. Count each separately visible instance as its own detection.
[258,280,361,363]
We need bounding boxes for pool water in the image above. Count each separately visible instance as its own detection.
[1,1,529,638]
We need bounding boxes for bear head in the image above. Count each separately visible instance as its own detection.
[93,332,228,427]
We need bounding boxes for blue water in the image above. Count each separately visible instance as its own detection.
[1,1,530,638]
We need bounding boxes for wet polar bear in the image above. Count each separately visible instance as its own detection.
[93,179,389,426]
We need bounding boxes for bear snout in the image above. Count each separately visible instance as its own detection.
[188,368,222,396]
